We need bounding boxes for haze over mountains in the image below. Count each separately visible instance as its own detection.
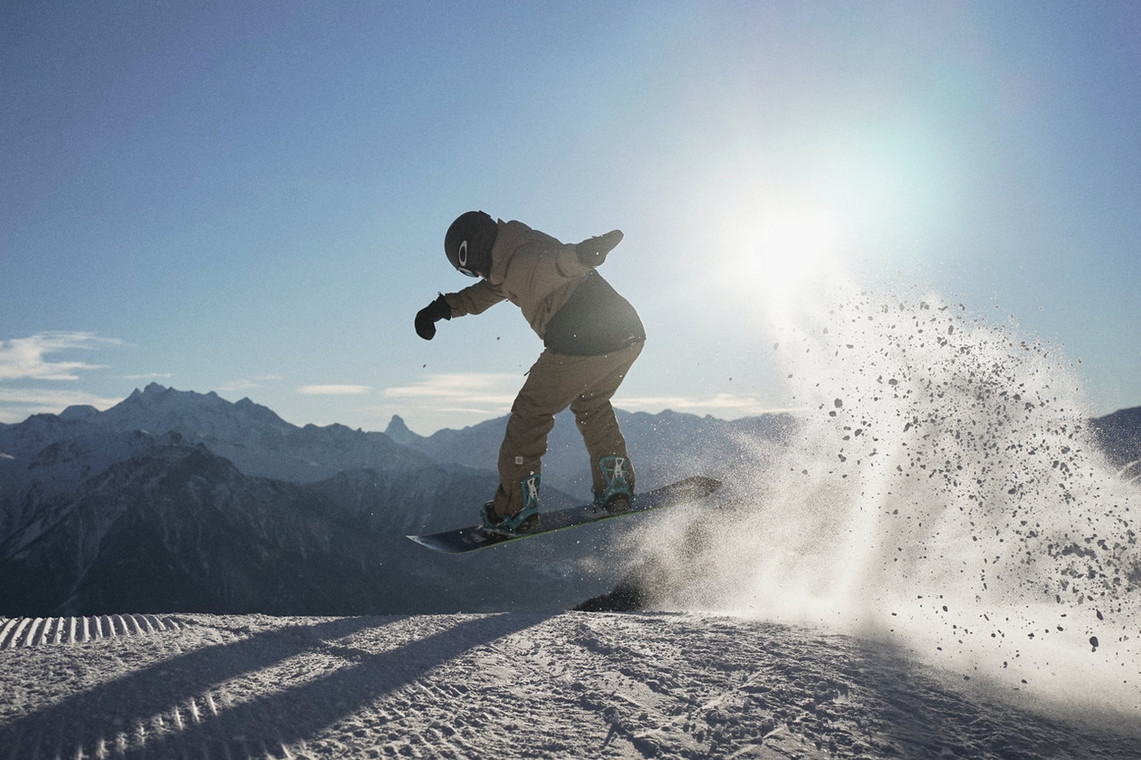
[0,384,794,616]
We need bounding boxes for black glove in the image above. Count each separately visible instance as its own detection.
[575,229,623,268]
[415,294,452,340]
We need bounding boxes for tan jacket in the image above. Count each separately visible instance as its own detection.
[443,219,593,341]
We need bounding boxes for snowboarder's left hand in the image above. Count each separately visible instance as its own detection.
[576,230,623,268]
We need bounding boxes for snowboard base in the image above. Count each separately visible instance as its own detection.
[407,475,721,554]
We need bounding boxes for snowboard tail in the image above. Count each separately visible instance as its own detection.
[407,475,721,554]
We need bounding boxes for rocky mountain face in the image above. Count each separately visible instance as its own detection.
[0,386,510,615]
[0,434,505,616]
[1,384,1135,616]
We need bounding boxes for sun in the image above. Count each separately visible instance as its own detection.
[726,205,846,321]
[749,209,840,284]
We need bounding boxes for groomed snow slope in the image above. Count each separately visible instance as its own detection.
[1,611,1137,759]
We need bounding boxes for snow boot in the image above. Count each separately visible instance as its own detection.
[594,455,634,513]
[480,474,541,536]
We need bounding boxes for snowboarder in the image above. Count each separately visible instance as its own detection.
[415,211,646,536]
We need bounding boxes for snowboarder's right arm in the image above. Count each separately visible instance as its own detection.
[443,279,506,318]
[414,282,506,340]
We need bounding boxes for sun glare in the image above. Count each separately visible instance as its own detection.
[751,210,840,283]
[729,207,846,321]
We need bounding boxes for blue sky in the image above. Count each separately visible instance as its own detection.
[2,1,1139,433]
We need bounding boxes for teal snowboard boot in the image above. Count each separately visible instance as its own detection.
[594,455,634,513]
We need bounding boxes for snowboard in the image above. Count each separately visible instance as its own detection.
[407,475,721,554]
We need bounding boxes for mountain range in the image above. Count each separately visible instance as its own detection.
[0,384,795,616]
[2,384,1137,617]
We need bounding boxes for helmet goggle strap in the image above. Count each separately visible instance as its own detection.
[456,240,479,278]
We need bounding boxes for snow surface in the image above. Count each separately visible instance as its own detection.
[2,611,1138,759]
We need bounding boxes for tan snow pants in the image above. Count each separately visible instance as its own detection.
[492,340,643,518]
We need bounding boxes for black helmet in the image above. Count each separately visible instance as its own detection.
[444,211,497,277]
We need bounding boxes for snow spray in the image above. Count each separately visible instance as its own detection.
[624,284,1140,719]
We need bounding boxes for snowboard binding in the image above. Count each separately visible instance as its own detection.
[479,474,541,536]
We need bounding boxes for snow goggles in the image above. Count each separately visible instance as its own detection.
[456,241,478,278]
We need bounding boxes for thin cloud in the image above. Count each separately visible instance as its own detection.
[298,384,372,396]
[218,376,283,394]
[614,393,796,419]
[0,332,121,381]
[379,375,786,423]
[0,387,124,423]
[368,375,796,434]
[382,373,519,407]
